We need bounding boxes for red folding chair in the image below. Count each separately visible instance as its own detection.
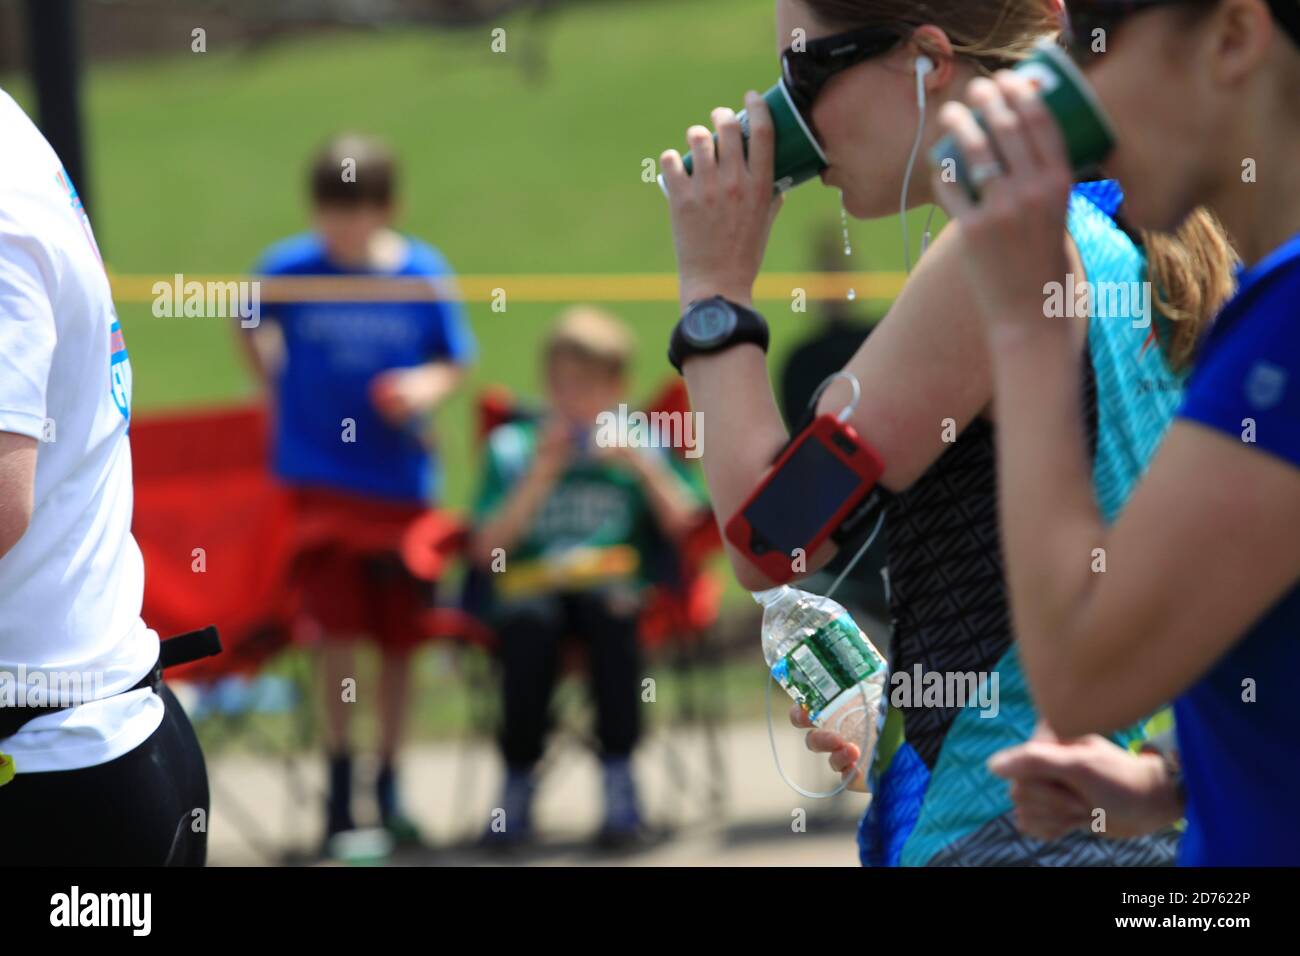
[131,404,299,678]
[130,403,318,861]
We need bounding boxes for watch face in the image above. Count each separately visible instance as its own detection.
[685,300,737,348]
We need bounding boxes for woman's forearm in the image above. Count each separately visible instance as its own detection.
[986,316,1112,723]
[680,343,799,589]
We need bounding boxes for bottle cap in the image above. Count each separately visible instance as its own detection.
[752,586,790,607]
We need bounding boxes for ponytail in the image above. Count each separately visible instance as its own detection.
[1141,208,1237,372]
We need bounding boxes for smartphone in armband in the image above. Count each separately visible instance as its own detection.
[724,414,885,584]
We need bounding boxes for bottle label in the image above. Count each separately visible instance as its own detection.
[819,615,881,684]
[790,644,843,709]
[778,615,882,715]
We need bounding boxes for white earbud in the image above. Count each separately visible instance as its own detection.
[914,56,935,109]
[902,55,938,273]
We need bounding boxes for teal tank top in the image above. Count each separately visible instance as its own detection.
[864,185,1187,866]
[1069,188,1186,521]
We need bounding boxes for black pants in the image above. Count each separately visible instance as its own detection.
[0,684,209,866]
[497,590,641,770]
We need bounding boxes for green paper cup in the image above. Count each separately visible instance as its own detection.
[658,78,829,197]
[929,39,1116,201]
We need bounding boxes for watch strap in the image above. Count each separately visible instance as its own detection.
[668,297,770,374]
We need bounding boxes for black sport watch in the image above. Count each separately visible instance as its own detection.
[668,296,770,374]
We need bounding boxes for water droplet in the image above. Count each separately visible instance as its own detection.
[840,195,856,302]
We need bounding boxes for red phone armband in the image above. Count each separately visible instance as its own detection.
[724,414,885,584]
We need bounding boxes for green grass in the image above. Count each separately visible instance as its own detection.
[3,0,931,604]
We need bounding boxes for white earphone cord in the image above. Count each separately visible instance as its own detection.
[901,57,938,274]
[766,63,933,800]
[764,371,887,799]
[765,670,877,800]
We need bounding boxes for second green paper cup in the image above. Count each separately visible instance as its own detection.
[929,39,1117,201]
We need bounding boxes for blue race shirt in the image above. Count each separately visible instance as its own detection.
[1175,231,1300,866]
[255,234,475,503]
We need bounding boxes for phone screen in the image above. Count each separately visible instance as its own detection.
[741,436,864,558]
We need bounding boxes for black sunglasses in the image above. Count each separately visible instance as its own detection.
[1063,1,1206,64]
[781,25,905,121]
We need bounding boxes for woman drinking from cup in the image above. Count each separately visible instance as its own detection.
[933,0,1300,864]
[658,0,1235,865]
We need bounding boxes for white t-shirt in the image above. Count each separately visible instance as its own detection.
[0,90,163,772]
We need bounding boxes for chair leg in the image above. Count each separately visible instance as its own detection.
[695,632,729,815]
[454,647,499,843]
[669,630,729,819]
[286,649,328,859]
[207,768,285,866]
[195,661,327,864]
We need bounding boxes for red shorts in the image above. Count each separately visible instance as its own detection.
[289,487,431,650]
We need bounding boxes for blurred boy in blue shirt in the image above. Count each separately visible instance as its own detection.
[239,135,475,851]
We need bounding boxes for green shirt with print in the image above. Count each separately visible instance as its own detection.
[473,418,705,598]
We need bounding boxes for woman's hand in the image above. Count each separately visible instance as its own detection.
[660,93,784,311]
[930,71,1075,335]
[789,703,869,793]
[988,725,1184,840]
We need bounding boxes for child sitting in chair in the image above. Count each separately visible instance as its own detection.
[471,307,703,847]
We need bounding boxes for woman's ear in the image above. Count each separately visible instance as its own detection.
[1210,0,1278,87]
[909,24,957,93]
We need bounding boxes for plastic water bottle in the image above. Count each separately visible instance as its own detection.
[755,586,887,767]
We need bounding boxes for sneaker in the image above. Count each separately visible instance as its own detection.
[597,756,644,848]
[326,827,394,864]
[481,767,535,847]
[376,762,424,848]
[325,753,356,840]
[382,814,424,848]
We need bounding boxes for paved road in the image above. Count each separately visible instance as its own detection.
[204,720,866,867]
